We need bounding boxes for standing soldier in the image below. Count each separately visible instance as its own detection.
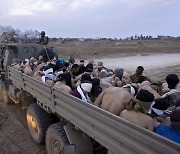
[38,31,48,45]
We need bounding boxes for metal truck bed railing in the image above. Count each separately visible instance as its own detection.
[8,67,180,153]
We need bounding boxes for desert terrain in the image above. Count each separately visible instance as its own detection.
[0,39,180,154]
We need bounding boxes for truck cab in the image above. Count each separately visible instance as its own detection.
[0,32,56,80]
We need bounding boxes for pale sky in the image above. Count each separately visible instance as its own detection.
[0,0,180,38]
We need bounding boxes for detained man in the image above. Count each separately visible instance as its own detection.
[70,73,93,103]
[120,89,155,131]
[94,85,137,115]
[54,72,73,94]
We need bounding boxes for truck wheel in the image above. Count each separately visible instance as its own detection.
[2,84,13,104]
[27,103,53,144]
[46,123,70,154]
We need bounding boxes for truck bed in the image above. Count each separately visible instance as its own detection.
[8,67,180,154]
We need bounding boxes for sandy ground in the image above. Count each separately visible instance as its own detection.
[0,96,47,154]
[0,39,180,154]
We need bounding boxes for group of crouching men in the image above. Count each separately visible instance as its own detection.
[12,55,180,144]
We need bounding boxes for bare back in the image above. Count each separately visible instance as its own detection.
[32,71,42,81]
[54,82,72,94]
[120,110,154,131]
[24,66,33,76]
[94,87,132,115]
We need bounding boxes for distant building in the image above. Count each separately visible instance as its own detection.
[157,35,174,40]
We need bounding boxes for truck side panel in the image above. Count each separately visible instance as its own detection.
[53,89,180,154]
[8,68,54,112]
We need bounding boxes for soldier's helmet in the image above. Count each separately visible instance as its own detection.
[40,31,45,37]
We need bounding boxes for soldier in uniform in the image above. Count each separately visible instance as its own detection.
[37,31,48,45]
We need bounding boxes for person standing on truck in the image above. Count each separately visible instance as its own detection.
[70,73,93,103]
[37,31,48,45]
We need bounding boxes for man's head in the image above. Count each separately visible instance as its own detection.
[81,73,92,83]
[114,68,124,80]
[127,89,154,113]
[136,89,154,102]
[92,78,100,86]
[137,76,148,83]
[175,99,180,109]
[149,98,170,116]
[166,74,179,89]
[80,73,92,93]
[58,72,72,89]
[79,60,85,66]
[170,109,180,132]
[123,84,138,96]
[97,62,103,70]
[100,69,109,78]
[40,31,45,37]
[71,64,79,73]
[69,54,75,64]
[136,66,144,75]
[88,60,94,65]
[170,109,180,122]
[85,63,93,73]
[29,57,38,67]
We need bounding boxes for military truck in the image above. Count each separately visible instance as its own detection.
[0,32,180,154]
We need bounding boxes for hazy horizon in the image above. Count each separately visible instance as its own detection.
[1,0,180,38]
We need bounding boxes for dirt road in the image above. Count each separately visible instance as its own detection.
[94,53,180,70]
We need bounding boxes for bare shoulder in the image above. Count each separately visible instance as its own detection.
[120,110,154,131]
[119,109,128,117]
[120,110,153,121]
[54,81,60,87]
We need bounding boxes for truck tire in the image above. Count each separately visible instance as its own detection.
[46,123,70,154]
[1,83,13,104]
[27,103,53,144]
